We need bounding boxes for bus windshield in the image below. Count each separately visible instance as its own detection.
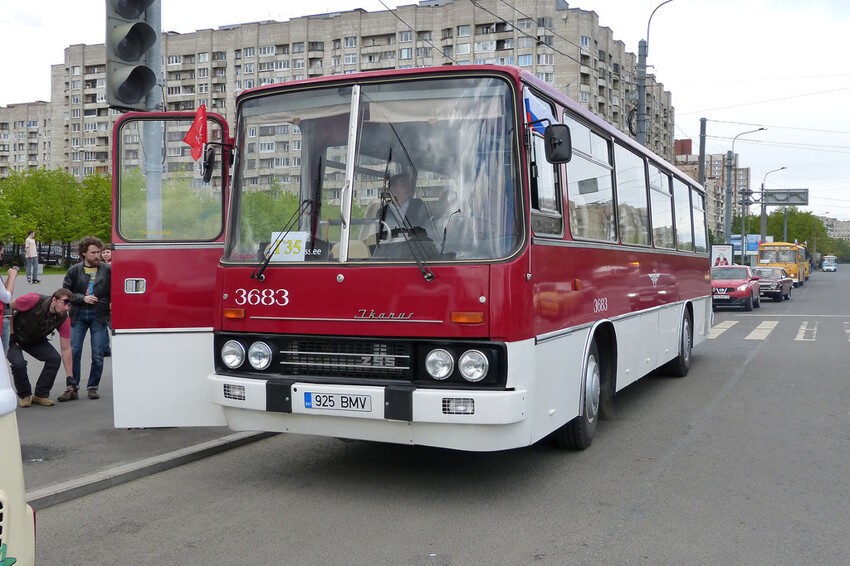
[225,76,520,264]
[759,249,796,263]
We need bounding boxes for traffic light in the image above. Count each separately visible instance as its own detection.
[106,0,159,111]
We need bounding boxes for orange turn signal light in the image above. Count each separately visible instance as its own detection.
[451,311,485,324]
[223,308,246,319]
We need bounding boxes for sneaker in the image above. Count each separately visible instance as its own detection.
[58,388,79,402]
[87,389,100,400]
[31,396,55,406]
[18,396,32,408]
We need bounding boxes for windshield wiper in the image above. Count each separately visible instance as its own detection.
[251,199,313,281]
[380,202,435,282]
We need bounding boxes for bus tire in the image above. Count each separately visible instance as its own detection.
[554,342,601,450]
[663,312,692,378]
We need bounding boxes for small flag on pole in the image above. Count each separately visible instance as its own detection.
[183,104,208,161]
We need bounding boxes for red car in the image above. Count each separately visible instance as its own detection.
[711,265,760,311]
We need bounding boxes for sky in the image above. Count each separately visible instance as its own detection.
[1,0,849,219]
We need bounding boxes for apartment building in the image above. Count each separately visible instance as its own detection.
[675,140,752,240]
[35,0,673,181]
[0,101,52,177]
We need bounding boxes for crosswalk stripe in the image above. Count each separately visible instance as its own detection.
[745,321,779,340]
[708,320,737,339]
[795,321,817,341]
[845,322,850,343]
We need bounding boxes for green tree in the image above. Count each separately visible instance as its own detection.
[0,168,113,265]
[80,174,112,242]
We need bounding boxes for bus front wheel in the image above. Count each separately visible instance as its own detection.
[663,313,692,378]
[554,342,601,450]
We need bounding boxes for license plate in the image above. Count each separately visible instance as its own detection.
[304,392,372,412]
[714,294,730,300]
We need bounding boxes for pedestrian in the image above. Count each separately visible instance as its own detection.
[59,236,111,401]
[0,241,20,354]
[25,230,40,284]
[8,288,74,407]
[100,243,112,357]
[100,243,112,264]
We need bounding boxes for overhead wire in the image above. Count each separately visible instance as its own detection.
[707,119,850,136]
[679,85,850,115]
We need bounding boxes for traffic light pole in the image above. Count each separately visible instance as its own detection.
[144,0,163,239]
[145,0,162,112]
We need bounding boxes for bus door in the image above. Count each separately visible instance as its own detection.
[111,112,231,427]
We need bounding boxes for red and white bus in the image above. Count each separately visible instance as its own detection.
[111,65,711,451]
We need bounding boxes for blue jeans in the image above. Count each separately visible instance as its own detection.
[69,307,108,391]
[1,315,10,354]
[26,257,38,281]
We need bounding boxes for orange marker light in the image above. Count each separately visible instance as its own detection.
[223,308,246,319]
[451,311,485,324]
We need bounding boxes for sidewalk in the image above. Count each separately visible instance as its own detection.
[12,273,270,510]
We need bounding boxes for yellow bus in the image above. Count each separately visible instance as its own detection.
[798,243,810,280]
[757,242,807,286]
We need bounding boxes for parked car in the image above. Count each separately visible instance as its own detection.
[711,265,761,311]
[822,261,837,272]
[753,267,793,302]
[0,349,36,565]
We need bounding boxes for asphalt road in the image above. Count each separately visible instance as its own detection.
[29,268,850,565]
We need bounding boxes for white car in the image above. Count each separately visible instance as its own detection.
[823,262,837,272]
[0,349,36,565]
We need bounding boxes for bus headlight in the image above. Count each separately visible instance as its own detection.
[425,349,454,380]
[248,342,273,370]
[459,350,489,382]
[221,340,245,369]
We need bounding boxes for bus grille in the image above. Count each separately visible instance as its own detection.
[278,340,411,379]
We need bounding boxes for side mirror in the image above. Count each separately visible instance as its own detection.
[544,124,572,164]
[202,144,216,183]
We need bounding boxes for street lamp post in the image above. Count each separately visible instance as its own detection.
[759,166,786,242]
[637,0,674,146]
[725,127,766,245]
[783,207,788,242]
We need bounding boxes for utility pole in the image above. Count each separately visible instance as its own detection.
[698,118,706,185]
[636,0,674,146]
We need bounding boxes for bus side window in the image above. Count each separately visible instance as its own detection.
[564,118,614,242]
[530,133,563,236]
[614,143,650,246]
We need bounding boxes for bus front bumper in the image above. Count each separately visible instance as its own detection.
[209,374,528,426]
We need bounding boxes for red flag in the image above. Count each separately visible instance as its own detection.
[183,104,208,160]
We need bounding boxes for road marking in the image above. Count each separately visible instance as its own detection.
[845,322,850,342]
[735,314,850,317]
[708,320,737,339]
[795,321,817,341]
[745,320,779,340]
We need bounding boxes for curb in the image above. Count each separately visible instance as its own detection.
[26,431,277,510]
